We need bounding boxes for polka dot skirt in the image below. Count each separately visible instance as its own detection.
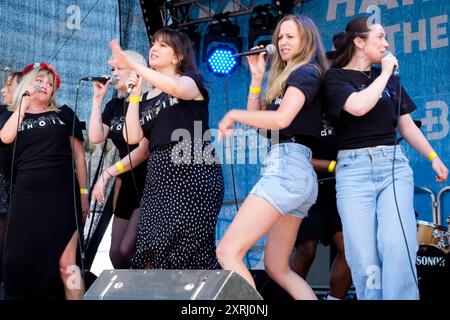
[132,140,224,269]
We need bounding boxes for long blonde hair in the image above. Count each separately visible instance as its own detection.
[264,15,328,104]
[10,67,58,112]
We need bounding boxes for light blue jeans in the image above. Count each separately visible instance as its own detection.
[250,142,318,218]
[335,145,419,300]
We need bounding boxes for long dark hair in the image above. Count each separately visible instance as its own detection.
[152,28,199,74]
[332,17,371,68]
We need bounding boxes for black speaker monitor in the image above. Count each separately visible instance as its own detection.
[84,269,263,300]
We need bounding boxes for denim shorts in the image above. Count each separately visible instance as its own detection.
[250,142,318,218]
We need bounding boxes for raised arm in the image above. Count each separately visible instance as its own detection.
[88,79,112,144]
[343,54,397,117]
[108,40,202,101]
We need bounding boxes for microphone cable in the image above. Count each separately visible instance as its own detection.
[3,94,26,280]
[121,89,141,210]
[390,73,419,290]
[71,79,87,283]
[224,76,251,268]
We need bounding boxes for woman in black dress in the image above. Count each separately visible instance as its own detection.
[89,50,150,268]
[108,29,224,269]
[0,71,22,285]
[0,63,88,300]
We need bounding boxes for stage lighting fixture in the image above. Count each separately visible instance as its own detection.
[206,45,238,76]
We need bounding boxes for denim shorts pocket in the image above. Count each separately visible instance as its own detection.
[280,161,313,195]
[336,157,353,171]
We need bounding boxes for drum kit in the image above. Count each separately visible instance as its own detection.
[416,217,450,299]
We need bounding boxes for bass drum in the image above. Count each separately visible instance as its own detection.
[416,245,450,300]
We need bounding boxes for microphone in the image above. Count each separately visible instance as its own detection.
[81,75,113,84]
[382,51,399,76]
[234,44,276,57]
[23,84,41,97]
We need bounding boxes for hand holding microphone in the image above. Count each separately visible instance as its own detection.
[243,44,276,78]
[90,75,113,100]
[125,71,141,97]
[22,84,41,97]
[381,51,399,77]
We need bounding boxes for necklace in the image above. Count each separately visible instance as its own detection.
[358,69,372,80]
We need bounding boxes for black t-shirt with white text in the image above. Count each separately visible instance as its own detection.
[0,105,84,171]
[139,72,210,151]
[102,97,139,158]
[323,67,416,150]
[0,105,12,175]
[265,64,323,149]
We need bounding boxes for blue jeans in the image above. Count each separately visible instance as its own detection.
[250,142,318,218]
[335,145,419,300]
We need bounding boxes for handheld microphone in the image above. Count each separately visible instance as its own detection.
[23,84,41,97]
[234,44,276,57]
[81,75,113,84]
[382,51,399,76]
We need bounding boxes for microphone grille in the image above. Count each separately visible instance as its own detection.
[108,75,116,85]
[34,84,42,92]
[266,44,276,56]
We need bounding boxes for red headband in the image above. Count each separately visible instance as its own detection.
[21,62,61,90]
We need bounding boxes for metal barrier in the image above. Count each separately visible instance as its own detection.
[414,186,438,224]
[437,186,450,226]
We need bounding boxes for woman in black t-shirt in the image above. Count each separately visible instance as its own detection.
[0,63,88,299]
[216,15,328,299]
[88,50,150,269]
[0,71,22,285]
[108,28,224,270]
[323,17,448,300]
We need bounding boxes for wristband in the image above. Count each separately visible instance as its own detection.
[328,160,337,173]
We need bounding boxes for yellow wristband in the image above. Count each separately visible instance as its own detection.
[80,188,88,195]
[427,151,437,161]
[129,96,140,103]
[328,160,337,173]
[116,161,126,173]
[249,86,261,94]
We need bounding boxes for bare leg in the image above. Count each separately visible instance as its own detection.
[290,239,318,279]
[329,231,352,299]
[216,194,282,288]
[59,231,85,300]
[265,216,317,300]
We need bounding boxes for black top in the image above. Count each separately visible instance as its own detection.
[102,97,139,158]
[139,72,210,151]
[265,64,323,149]
[0,105,12,175]
[323,67,416,150]
[312,117,337,181]
[0,105,84,171]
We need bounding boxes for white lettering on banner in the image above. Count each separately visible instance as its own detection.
[66,5,81,30]
[431,15,449,49]
[327,0,356,21]
[404,19,427,53]
[421,100,449,141]
[383,16,448,55]
[327,0,415,21]
[359,0,400,13]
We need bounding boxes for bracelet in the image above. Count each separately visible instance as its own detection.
[328,160,337,173]
[129,96,140,103]
[80,188,88,195]
[427,151,437,161]
[249,86,261,94]
[116,161,126,173]
[247,96,260,101]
